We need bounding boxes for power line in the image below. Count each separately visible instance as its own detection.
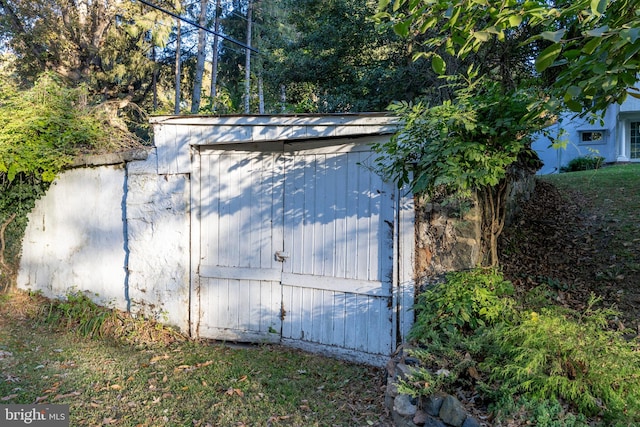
[134,0,260,54]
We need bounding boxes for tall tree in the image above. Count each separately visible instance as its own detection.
[191,0,209,113]
[0,0,172,106]
[267,0,437,113]
[376,0,640,116]
[209,0,222,110]
[174,17,182,114]
[244,0,253,113]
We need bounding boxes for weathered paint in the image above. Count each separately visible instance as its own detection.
[18,114,415,366]
[18,166,128,309]
[191,139,403,364]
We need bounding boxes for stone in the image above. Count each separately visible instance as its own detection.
[386,357,398,378]
[462,416,481,427]
[394,394,418,417]
[413,410,428,426]
[404,356,421,366]
[423,393,446,416]
[396,362,419,380]
[385,381,399,410]
[422,416,447,427]
[439,395,468,427]
[392,411,418,427]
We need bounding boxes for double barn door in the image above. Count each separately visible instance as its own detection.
[192,141,397,363]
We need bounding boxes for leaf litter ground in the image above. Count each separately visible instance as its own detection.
[501,168,640,333]
[0,292,393,426]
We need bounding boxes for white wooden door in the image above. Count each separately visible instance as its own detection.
[193,142,396,363]
[195,148,284,342]
[280,143,395,360]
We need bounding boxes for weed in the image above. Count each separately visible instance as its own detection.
[43,291,114,338]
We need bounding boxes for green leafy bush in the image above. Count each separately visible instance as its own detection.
[560,155,605,172]
[410,268,516,345]
[401,268,516,397]
[405,269,640,425]
[486,299,640,423]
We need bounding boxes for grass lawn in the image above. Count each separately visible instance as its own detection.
[0,292,392,426]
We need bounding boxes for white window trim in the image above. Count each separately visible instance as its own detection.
[578,129,607,145]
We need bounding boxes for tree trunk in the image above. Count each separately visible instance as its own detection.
[152,44,158,111]
[174,19,182,115]
[478,179,508,267]
[191,0,208,113]
[258,73,264,114]
[209,0,221,110]
[244,0,253,114]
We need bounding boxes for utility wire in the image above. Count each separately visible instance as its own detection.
[134,0,260,54]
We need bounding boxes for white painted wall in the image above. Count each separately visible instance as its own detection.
[126,150,190,330]
[17,114,413,361]
[18,166,128,309]
[17,151,191,332]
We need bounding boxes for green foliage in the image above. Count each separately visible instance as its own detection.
[376,0,640,116]
[0,74,102,182]
[268,0,433,113]
[525,397,588,427]
[400,269,516,397]
[410,268,515,344]
[560,155,605,172]
[405,269,640,424]
[486,299,640,422]
[374,75,544,199]
[43,292,114,338]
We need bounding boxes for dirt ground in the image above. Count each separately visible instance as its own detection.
[499,179,640,334]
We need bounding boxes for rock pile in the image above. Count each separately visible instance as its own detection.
[385,346,484,427]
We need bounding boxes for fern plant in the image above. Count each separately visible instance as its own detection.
[485,297,640,422]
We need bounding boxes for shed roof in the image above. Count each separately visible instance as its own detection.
[151,113,400,174]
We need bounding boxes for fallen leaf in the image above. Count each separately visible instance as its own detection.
[102,417,118,425]
[1,394,18,401]
[467,366,482,381]
[150,355,169,364]
[110,384,122,390]
[53,391,81,400]
[224,388,244,397]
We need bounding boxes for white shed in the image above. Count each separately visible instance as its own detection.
[152,114,415,366]
[18,114,415,366]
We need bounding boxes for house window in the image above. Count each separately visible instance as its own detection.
[579,130,606,143]
[631,122,640,159]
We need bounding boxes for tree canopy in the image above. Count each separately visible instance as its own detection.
[376,0,640,116]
